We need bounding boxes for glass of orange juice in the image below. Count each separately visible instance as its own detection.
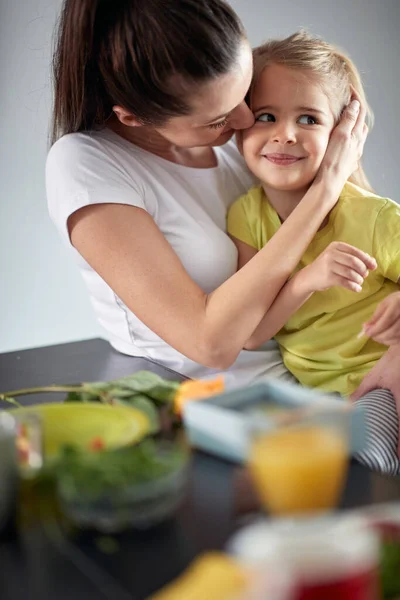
[247,405,350,516]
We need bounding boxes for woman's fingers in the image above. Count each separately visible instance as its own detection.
[366,307,397,339]
[365,301,387,329]
[337,99,361,137]
[348,87,367,142]
[373,332,400,347]
[371,322,400,345]
[361,122,369,147]
[317,92,369,190]
[351,100,367,143]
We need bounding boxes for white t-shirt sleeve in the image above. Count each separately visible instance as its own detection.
[46,132,148,245]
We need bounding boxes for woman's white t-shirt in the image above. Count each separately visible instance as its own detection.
[46,128,293,387]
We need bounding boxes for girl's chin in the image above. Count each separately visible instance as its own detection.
[261,180,314,193]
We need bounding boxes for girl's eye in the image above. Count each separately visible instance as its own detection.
[208,118,228,130]
[256,113,275,123]
[298,114,317,125]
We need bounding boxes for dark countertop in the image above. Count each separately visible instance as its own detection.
[0,338,399,599]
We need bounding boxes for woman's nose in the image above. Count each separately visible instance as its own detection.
[229,102,255,130]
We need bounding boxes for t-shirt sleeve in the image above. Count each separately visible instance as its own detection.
[373,198,400,283]
[46,134,148,245]
[227,194,259,249]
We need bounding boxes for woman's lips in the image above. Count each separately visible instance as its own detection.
[264,153,304,166]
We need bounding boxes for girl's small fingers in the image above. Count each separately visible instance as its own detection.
[336,276,362,293]
[336,243,377,270]
[333,263,364,286]
[334,253,372,277]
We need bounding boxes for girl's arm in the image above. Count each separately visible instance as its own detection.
[69,101,366,370]
[243,268,312,349]
[238,240,376,350]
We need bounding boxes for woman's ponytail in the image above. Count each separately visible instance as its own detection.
[51,0,111,144]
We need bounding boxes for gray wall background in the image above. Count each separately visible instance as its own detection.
[0,0,399,353]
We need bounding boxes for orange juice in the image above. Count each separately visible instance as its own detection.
[249,425,348,516]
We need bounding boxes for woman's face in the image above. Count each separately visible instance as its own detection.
[153,41,255,147]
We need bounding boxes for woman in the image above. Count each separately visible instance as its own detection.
[47,0,396,398]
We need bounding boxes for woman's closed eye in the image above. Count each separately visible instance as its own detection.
[208,117,229,130]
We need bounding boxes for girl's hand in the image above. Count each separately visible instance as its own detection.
[298,242,377,294]
[361,292,400,346]
[315,95,368,194]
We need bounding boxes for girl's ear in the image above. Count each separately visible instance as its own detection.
[113,105,142,127]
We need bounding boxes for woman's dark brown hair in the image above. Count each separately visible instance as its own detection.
[51,0,245,144]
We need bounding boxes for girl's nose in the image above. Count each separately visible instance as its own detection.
[271,121,296,144]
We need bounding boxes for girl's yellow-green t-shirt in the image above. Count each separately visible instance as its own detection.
[227,182,400,396]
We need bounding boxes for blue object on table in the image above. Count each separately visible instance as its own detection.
[183,379,367,463]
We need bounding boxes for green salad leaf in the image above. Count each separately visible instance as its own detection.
[55,439,188,501]
[116,395,160,434]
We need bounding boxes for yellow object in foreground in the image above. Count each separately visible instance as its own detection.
[11,403,150,458]
[174,376,225,416]
[249,426,348,516]
[150,552,247,600]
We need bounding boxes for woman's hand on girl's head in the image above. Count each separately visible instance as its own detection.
[315,94,368,195]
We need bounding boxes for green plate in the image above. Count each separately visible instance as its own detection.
[11,403,150,458]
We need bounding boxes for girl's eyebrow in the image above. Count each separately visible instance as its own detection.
[253,103,327,116]
[297,106,327,115]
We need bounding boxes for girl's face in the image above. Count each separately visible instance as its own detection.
[242,64,335,193]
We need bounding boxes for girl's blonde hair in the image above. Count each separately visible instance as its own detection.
[252,30,374,192]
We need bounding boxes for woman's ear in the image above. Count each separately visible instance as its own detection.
[113,105,142,127]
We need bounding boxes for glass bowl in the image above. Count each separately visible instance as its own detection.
[56,440,190,532]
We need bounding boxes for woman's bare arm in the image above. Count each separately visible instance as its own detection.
[69,100,366,369]
[68,181,344,369]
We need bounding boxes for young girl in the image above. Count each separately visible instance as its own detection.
[228,31,400,475]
